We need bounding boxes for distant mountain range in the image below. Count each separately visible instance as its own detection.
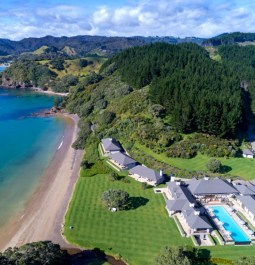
[0,35,205,57]
[0,32,255,59]
[202,32,255,46]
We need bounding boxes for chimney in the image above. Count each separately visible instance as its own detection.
[160,169,163,177]
[194,210,200,216]
[171,175,175,182]
[176,180,181,186]
[204,176,209,180]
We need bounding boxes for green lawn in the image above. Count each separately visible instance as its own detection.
[135,143,255,180]
[64,142,255,265]
[64,173,191,265]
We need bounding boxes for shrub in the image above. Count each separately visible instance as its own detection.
[97,111,116,126]
[102,189,130,210]
[206,158,222,173]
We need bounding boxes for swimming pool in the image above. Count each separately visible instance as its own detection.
[209,206,250,243]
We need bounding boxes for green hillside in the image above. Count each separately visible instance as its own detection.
[61,42,255,265]
[2,56,106,92]
[63,42,254,178]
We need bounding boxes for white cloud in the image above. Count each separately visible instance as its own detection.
[1,0,255,40]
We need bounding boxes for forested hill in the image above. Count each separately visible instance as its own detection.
[101,43,244,137]
[203,32,255,46]
[0,35,204,57]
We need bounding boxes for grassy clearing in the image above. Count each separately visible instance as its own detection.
[64,172,191,265]
[135,143,255,180]
[38,57,107,78]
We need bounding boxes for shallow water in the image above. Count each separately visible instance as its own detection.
[0,88,65,226]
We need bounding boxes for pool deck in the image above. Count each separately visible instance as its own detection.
[205,204,255,244]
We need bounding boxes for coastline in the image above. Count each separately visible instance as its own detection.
[32,87,69,97]
[0,86,69,97]
[0,113,83,250]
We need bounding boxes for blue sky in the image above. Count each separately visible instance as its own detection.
[1,0,255,40]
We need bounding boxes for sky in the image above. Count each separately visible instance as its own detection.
[1,0,255,40]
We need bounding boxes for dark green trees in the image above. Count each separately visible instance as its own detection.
[155,246,192,265]
[0,241,71,265]
[102,189,129,210]
[102,43,243,137]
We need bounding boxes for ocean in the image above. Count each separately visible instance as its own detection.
[0,88,65,226]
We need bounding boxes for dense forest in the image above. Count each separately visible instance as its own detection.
[217,45,255,111]
[102,43,244,136]
[203,32,255,46]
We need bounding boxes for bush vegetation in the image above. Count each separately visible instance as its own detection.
[0,241,70,265]
[102,43,244,137]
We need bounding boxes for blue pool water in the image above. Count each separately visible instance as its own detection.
[209,206,250,243]
[0,66,6,72]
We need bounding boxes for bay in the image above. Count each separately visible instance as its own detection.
[0,88,65,226]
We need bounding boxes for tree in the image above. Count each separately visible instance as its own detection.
[78,59,93,68]
[109,172,119,181]
[97,111,116,126]
[0,241,71,265]
[206,158,222,173]
[50,58,65,70]
[102,189,129,210]
[149,104,165,118]
[155,246,192,265]
[81,160,90,169]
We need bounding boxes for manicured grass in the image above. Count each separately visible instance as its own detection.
[64,173,191,265]
[135,143,255,180]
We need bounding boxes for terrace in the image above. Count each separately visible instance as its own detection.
[164,177,255,246]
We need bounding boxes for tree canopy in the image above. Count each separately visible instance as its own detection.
[102,43,243,136]
[155,246,192,265]
[206,158,222,173]
[102,189,130,210]
[0,241,71,265]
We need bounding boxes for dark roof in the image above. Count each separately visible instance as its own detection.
[101,138,122,152]
[247,185,255,193]
[166,199,188,212]
[234,184,255,196]
[129,165,162,182]
[109,152,137,167]
[236,195,255,216]
[187,177,238,195]
[167,182,196,204]
[184,213,212,230]
[243,149,254,156]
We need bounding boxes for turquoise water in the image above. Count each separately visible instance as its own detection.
[209,206,250,243]
[0,88,65,226]
[0,66,6,72]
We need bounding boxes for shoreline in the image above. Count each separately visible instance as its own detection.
[0,86,69,97]
[0,113,83,251]
[32,87,69,97]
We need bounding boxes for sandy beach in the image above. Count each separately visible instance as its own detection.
[0,113,83,251]
[33,87,69,97]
